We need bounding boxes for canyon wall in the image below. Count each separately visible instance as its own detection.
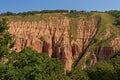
[8,14,120,72]
[8,16,98,72]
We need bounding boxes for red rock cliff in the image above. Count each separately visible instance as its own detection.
[8,16,98,72]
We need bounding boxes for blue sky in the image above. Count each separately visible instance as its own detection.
[0,0,120,13]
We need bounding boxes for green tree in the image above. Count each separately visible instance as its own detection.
[107,10,120,25]
[85,62,117,80]
[0,18,9,33]
[6,47,65,80]
[0,12,16,16]
[68,69,89,80]
[0,19,12,59]
[109,51,120,80]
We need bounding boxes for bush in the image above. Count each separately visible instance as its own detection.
[68,69,89,80]
[107,10,120,25]
[0,12,16,16]
[0,47,65,80]
[0,19,12,59]
[85,62,117,80]
[109,52,120,80]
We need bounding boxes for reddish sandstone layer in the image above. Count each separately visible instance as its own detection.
[8,16,98,72]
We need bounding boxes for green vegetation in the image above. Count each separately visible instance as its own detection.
[68,69,89,80]
[68,51,120,80]
[0,18,12,59]
[85,62,117,80]
[109,51,120,80]
[0,11,120,80]
[106,10,120,25]
[0,10,93,22]
[0,10,92,17]
[88,12,120,51]
[0,48,66,80]
[0,10,69,16]
[0,14,64,22]
[39,36,45,41]
[0,19,66,80]
[69,18,78,40]
[75,12,120,72]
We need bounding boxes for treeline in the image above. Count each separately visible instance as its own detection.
[0,10,98,16]
[0,10,69,16]
[106,10,120,25]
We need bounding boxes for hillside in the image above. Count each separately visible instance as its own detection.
[0,11,120,72]
[0,11,120,79]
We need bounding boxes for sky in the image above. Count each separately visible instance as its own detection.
[0,0,120,13]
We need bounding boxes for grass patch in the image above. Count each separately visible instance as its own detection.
[69,18,78,40]
[0,13,66,22]
[90,13,120,49]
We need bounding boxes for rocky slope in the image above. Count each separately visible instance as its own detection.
[112,36,120,52]
[7,13,120,72]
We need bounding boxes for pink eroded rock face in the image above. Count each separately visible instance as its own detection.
[8,16,98,72]
[95,35,120,61]
[111,36,120,52]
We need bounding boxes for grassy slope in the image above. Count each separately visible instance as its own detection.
[68,13,93,40]
[69,18,78,40]
[90,13,120,49]
[75,13,120,69]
